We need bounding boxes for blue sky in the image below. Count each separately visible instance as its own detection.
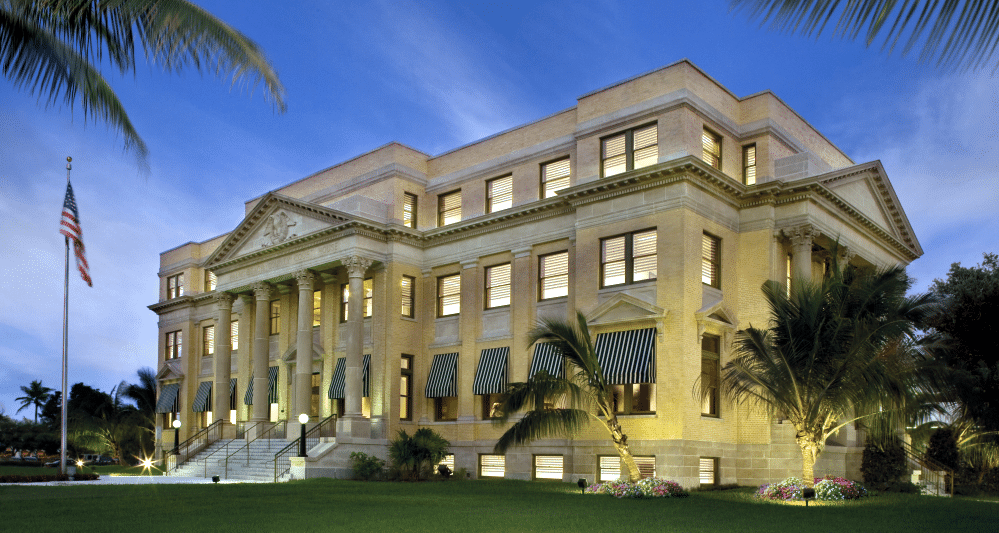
[1,0,996,418]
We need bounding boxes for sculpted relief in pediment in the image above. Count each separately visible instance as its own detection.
[260,210,299,248]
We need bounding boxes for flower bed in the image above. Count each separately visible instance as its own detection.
[586,478,688,498]
[757,476,868,501]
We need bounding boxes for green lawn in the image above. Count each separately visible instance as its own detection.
[0,463,165,477]
[0,479,995,533]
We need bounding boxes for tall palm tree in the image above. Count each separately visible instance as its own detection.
[722,257,937,486]
[0,0,286,166]
[15,380,52,423]
[492,312,643,482]
[732,0,999,72]
[123,367,157,454]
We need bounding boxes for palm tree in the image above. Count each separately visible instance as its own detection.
[0,0,286,166]
[722,257,937,486]
[492,312,643,482]
[15,380,52,423]
[123,367,157,455]
[732,0,999,72]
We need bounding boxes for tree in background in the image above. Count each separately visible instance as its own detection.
[122,367,157,455]
[15,380,52,423]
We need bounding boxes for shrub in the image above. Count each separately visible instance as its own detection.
[757,476,867,501]
[0,473,97,483]
[585,478,688,499]
[349,452,385,481]
[388,428,449,481]
[926,427,960,471]
[861,438,907,490]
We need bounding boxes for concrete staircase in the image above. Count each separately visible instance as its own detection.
[171,438,294,482]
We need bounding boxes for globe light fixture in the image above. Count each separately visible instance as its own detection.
[298,413,309,457]
[172,419,181,454]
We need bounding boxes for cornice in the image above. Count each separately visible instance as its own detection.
[148,295,195,314]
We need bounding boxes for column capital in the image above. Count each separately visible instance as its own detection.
[343,256,373,278]
[838,245,857,266]
[252,282,273,301]
[784,224,816,249]
[294,269,316,290]
[213,291,235,310]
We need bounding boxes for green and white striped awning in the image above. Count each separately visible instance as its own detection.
[155,383,180,413]
[229,378,237,410]
[243,367,279,405]
[528,343,564,379]
[425,353,458,398]
[192,381,212,412]
[472,347,509,395]
[594,328,656,384]
[328,355,371,400]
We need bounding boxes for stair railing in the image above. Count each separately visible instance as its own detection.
[222,420,286,478]
[901,440,954,496]
[164,419,224,474]
[273,415,336,482]
[194,421,256,478]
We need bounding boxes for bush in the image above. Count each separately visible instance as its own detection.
[757,476,868,501]
[884,480,921,494]
[861,438,907,490]
[585,478,689,499]
[927,428,960,470]
[0,473,98,483]
[388,428,449,481]
[349,452,384,481]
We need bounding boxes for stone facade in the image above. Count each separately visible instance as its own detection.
[148,60,921,487]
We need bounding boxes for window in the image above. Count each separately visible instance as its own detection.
[437,274,461,317]
[167,274,184,299]
[699,457,719,486]
[481,393,508,419]
[634,456,656,479]
[743,144,757,185]
[786,252,793,297]
[205,271,217,292]
[485,263,511,309]
[486,175,513,213]
[701,334,721,417]
[341,279,373,321]
[434,396,457,421]
[403,192,418,228]
[541,158,570,198]
[202,325,214,357]
[310,373,321,417]
[438,454,455,472]
[401,275,415,318]
[533,455,563,480]
[312,290,321,327]
[166,331,182,359]
[598,456,621,481]
[438,190,461,227]
[702,128,722,169]
[600,229,657,287]
[230,320,238,351]
[269,300,280,335]
[601,123,658,177]
[702,233,720,288]
[539,252,568,300]
[611,383,656,414]
[400,355,413,421]
[479,454,505,478]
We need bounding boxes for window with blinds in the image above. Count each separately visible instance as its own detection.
[403,192,417,228]
[312,290,321,327]
[479,454,505,478]
[601,123,658,177]
[786,253,793,297]
[487,175,513,213]
[205,271,217,292]
[701,233,720,288]
[539,251,569,300]
[743,144,757,185]
[203,325,214,356]
[438,190,461,226]
[701,334,720,417]
[400,354,413,420]
[401,275,415,318]
[534,455,563,480]
[167,273,184,299]
[438,274,461,317]
[485,263,511,308]
[699,457,718,486]
[231,320,238,351]
[269,300,280,335]
[166,330,182,359]
[341,279,373,322]
[635,456,656,479]
[702,128,722,169]
[541,158,570,198]
[601,229,657,287]
[598,455,621,481]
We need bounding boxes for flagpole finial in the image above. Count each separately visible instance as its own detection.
[66,156,72,171]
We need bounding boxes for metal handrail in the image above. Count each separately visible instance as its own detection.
[902,440,954,496]
[164,420,224,474]
[196,421,256,477]
[223,420,286,478]
[273,415,337,482]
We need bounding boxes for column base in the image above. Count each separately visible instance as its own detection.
[336,415,371,439]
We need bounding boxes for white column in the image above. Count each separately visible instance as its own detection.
[251,282,272,423]
[294,270,315,425]
[786,224,815,287]
[212,292,235,426]
[340,256,372,438]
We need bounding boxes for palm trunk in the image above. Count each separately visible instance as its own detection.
[795,434,821,487]
[602,413,641,482]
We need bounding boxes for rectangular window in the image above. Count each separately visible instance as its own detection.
[202,325,214,357]
[699,457,719,486]
[269,300,280,335]
[434,396,457,421]
[743,144,757,185]
[479,454,505,478]
[341,279,373,322]
[205,271,217,292]
[167,274,184,299]
[403,192,418,228]
[598,456,621,482]
[486,175,513,213]
[400,355,413,421]
[786,252,793,297]
[702,128,722,169]
[634,456,656,479]
[485,263,511,309]
[702,233,721,288]
[541,158,570,198]
[313,290,321,327]
[611,383,656,414]
[533,455,563,480]
[310,373,321,417]
[230,320,238,351]
[702,334,720,417]
[438,190,461,227]
[600,229,657,287]
[437,274,461,317]
[601,123,658,177]
[166,330,182,359]
[539,252,569,300]
[438,454,455,472]
[401,275,415,318]
[481,393,508,420]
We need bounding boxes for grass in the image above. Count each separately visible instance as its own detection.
[0,464,165,477]
[0,479,996,533]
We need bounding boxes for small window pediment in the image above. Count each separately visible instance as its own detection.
[588,293,666,327]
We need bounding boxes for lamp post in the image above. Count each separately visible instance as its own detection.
[172,419,181,454]
[298,413,309,457]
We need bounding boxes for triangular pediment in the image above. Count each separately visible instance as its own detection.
[823,173,896,237]
[696,295,736,327]
[588,293,666,326]
[281,342,326,362]
[205,193,354,268]
[156,359,184,381]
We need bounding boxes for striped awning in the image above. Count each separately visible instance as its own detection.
[425,353,458,398]
[528,343,564,379]
[229,378,237,410]
[473,347,509,395]
[594,328,656,384]
[244,367,279,405]
[155,383,180,413]
[192,381,212,413]
[328,355,371,400]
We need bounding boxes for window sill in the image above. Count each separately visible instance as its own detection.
[700,415,724,421]
[611,413,656,418]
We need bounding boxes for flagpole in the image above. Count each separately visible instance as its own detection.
[60,156,71,477]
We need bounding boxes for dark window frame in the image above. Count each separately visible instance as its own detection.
[702,232,721,289]
[610,383,656,415]
[538,251,569,301]
[202,325,214,357]
[540,157,571,199]
[481,392,509,420]
[438,190,461,227]
[167,273,184,299]
[437,273,461,317]
[269,299,280,335]
[484,263,512,309]
[701,334,721,417]
[599,228,657,288]
[742,143,757,185]
[340,278,373,322]
[166,330,182,359]
[403,192,418,228]
[702,127,723,169]
[401,275,416,318]
[204,271,216,292]
[434,396,457,421]
[600,122,658,178]
[400,355,413,421]
[486,175,513,214]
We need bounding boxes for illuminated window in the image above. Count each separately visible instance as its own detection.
[533,455,563,480]
[166,330,182,359]
[611,383,656,414]
[486,175,513,213]
[601,124,658,177]
[700,457,718,487]
[230,320,238,351]
[786,253,793,297]
[403,192,418,228]
[205,271,217,292]
[479,454,505,478]
[202,325,214,356]
[702,128,722,169]
[702,233,720,288]
[743,144,757,185]
[598,455,621,482]
[167,274,184,299]
[601,229,657,287]
[313,290,321,327]
[701,334,720,417]
[341,279,373,322]
[485,263,511,308]
[437,274,461,317]
[634,456,656,479]
[438,190,461,227]
[438,454,455,472]
[539,251,569,300]
[541,158,570,198]
[434,396,457,421]
[401,275,415,318]
[481,393,507,419]
[400,355,413,421]
[269,300,280,335]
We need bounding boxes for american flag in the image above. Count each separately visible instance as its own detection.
[60,180,92,287]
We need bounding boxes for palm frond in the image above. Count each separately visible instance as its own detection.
[493,408,591,454]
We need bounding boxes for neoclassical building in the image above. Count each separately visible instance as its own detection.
[150,60,921,486]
